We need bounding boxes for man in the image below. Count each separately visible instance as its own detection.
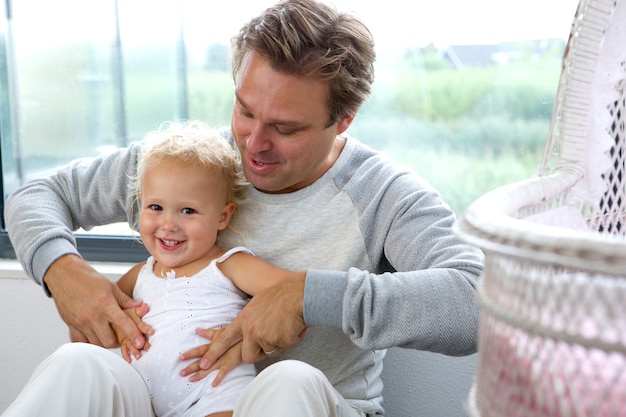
[3,0,483,416]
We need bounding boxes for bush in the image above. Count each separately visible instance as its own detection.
[390,57,562,124]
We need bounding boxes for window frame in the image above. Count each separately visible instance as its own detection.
[0,0,175,263]
[0,232,149,263]
[0,0,579,265]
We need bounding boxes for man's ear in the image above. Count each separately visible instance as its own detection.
[336,113,355,135]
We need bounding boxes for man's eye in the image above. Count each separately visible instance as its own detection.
[274,125,297,135]
[237,105,253,119]
[237,101,253,119]
[181,207,195,214]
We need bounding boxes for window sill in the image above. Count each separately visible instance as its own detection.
[0,258,134,281]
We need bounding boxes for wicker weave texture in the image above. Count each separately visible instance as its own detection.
[457,0,626,415]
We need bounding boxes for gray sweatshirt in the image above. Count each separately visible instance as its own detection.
[5,130,483,415]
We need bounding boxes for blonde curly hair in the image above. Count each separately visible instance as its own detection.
[130,120,248,231]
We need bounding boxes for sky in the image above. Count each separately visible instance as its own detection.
[11,0,581,57]
[340,0,580,48]
[181,0,581,57]
[184,0,580,44]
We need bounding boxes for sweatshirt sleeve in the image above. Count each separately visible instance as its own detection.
[4,143,143,288]
[303,153,484,356]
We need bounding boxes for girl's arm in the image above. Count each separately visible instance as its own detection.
[218,252,294,296]
[116,262,144,296]
[114,262,153,362]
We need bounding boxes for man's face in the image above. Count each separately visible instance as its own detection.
[231,51,353,194]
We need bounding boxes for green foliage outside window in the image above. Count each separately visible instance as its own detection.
[9,40,565,217]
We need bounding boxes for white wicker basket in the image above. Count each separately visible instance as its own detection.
[456,0,626,416]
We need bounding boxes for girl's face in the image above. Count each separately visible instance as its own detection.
[139,159,234,276]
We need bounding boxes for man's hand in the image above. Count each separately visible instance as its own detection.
[198,273,308,369]
[44,254,146,348]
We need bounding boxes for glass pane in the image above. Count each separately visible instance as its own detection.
[6,1,117,185]
[340,0,579,214]
[1,0,580,238]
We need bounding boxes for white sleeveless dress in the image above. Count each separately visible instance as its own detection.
[131,246,256,417]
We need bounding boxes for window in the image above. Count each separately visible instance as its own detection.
[0,0,579,261]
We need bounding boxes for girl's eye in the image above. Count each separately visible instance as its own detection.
[181,207,195,214]
[148,204,162,211]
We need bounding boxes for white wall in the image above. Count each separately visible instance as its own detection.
[1,275,69,411]
[381,349,476,416]
[0,261,476,416]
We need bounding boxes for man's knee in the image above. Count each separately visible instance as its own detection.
[45,342,141,389]
[51,342,104,361]
[3,343,151,417]
[236,360,333,410]
[235,361,358,417]
[256,360,327,390]
[48,343,117,373]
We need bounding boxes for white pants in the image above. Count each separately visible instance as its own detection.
[235,359,365,417]
[2,343,366,417]
[1,343,153,417]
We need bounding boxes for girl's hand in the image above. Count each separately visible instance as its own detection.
[114,302,153,362]
[179,328,243,386]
